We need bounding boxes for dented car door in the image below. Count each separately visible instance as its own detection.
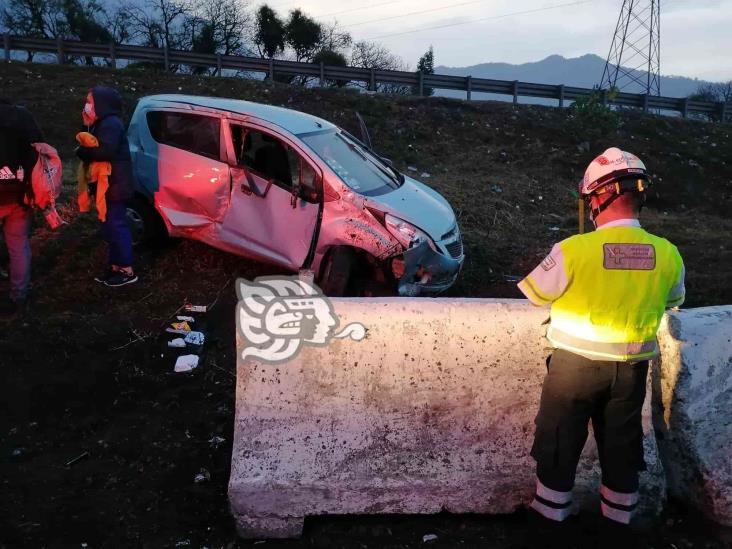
[219,122,321,270]
[141,109,230,233]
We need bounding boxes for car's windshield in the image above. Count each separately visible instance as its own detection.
[301,130,400,196]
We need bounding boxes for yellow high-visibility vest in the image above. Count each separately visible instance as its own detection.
[519,221,685,361]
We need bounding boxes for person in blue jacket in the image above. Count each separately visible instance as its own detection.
[76,86,137,287]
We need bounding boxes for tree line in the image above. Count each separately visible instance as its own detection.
[1,0,436,93]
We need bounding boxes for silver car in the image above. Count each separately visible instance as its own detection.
[126,95,464,296]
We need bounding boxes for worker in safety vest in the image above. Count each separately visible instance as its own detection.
[517,147,685,545]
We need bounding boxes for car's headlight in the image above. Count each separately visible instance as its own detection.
[385,214,435,250]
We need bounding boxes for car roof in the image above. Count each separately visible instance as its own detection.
[140,94,337,136]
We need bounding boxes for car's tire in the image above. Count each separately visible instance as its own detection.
[319,247,355,297]
[126,196,166,246]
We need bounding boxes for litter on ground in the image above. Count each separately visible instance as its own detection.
[174,355,199,373]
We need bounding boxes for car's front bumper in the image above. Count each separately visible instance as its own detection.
[396,240,464,296]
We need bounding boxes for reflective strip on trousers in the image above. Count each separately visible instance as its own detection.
[548,327,658,361]
[601,485,639,506]
[600,484,638,525]
[601,502,633,524]
[531,479,572,522]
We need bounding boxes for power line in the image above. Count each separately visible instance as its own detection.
[317,1,403,19]
[364,0,593,41]
[342,0,503,29]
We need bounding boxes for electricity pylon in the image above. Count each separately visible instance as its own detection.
[600,0,661,96]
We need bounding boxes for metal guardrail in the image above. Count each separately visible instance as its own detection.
[3,33,729,121]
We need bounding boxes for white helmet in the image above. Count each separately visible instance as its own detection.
[579,147,650,197]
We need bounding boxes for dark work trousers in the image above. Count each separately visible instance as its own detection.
[530,348,649,525]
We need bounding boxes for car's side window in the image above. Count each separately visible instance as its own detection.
[230,126,320,201]
[147,111,221,160]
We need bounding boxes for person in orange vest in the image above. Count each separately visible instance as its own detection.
[518,148,685,547]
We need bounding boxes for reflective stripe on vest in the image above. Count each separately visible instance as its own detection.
[548,226,683,362]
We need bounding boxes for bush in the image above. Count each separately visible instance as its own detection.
[569,87,620,136]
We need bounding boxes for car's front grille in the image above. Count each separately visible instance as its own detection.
[445,239,463,259]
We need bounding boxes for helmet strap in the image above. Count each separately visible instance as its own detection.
[589,191,622,228]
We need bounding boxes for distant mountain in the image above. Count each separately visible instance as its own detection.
[435,54,711,99]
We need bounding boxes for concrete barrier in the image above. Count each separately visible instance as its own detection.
[654,306,732,526]
[229,298,665,538]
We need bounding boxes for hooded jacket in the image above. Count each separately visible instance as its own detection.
[75,87,134,203]
[0,101,44,205]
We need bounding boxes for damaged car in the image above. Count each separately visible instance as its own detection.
[126,94,464,296]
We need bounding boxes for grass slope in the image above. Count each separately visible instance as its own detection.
[0,61,730,547]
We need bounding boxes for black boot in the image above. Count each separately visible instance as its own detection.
[523,508,576,549]
[596,516,638,549]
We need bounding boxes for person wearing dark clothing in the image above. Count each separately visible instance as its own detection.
[76,87,137,287]
[0,99,44,316]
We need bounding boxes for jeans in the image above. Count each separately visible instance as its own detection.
[0,202,32,301]
[101,201,133,268]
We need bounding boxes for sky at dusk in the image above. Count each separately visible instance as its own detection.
[259,0,731,80]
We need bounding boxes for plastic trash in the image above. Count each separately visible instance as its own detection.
[184,304,207,313]
[184,331,205,346]
[194,467,211,483]
[168,338,186,348]
[176,315,195,323]
[422,534,438,543]
[174,355,199,373]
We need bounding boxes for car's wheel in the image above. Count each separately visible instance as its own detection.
[319,247,355,297]
[126,196,166,246]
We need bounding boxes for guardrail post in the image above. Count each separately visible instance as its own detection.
[268,57,274,80]
[558,84,565,108]
[216,54,222,76]
[56,36,64,64]
[163,45,169,71]
[419,71,424,97]
[643,94,649,113]
[682,97,689,118]
[109,41,116,69]
[466,75,472,101]
[512,80,518,104]
[369,69,376,92]
[319,61,325,87]
[3,33,10,63]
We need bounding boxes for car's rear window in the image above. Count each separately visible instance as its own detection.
[146,111,221,160]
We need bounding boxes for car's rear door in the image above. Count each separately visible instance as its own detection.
[139,108,230,235]
[220,122,321,270]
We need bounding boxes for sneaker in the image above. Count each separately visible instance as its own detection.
[104,271,138,287]
[94,266,116,283]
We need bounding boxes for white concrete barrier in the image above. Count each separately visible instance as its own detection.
[655,306,732,526]
[229,298,665,538]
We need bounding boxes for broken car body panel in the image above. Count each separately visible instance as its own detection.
[127,95,464,294]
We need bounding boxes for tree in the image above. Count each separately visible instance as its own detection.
[188,0,250,56]
[689,81,732,103]
[688,81,732,121]
[284,8,321,63]
[413,45,434,96]
[351,40,409,94]
[124,0,189,50]
[2,0,67,60]
[253,4,285,59]
[312,48,348,87]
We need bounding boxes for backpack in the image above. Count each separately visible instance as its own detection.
[27,143,65,229]
[29,143,63,209]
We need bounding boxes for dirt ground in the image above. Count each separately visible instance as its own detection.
[0,61,731,548]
